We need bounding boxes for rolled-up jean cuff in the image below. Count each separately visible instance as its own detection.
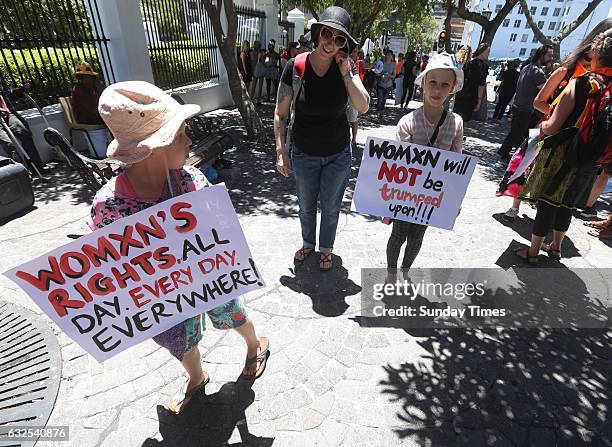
[303,241,315,249]
[319,246,332,254]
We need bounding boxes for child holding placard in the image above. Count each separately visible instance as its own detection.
[89,81,270,414]
[386,52,464,273]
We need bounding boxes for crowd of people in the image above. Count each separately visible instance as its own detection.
[1,4,609,416]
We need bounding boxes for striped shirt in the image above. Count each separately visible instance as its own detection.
[396,107,464,153]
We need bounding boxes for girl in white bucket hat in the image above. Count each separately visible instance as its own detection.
[87,81,270,414]
[386,52,465,277]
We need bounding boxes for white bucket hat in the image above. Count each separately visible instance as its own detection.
[98,81,201,164]
[414,52,464,94]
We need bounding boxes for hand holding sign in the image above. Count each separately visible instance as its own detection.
[4,185,265,362]
[352,136,477,230]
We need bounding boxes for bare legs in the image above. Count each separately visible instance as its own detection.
[234,318,262,375]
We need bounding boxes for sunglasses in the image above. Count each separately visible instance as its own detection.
[319,26,348,48]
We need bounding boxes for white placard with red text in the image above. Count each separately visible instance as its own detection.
[4,185,264,362]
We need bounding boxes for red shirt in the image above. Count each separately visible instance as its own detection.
[0,95,10,120]
[356,59,365,81]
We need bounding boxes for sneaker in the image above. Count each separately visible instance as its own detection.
[504,207,519,219]
[580,206,598,218]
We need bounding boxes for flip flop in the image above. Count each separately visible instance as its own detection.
[589,227,612,240]
[168,372,210,414]
[242,337,270,381]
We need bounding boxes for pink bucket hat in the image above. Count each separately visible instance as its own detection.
[98,81,201,164]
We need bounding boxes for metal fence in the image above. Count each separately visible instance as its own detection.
[277,20,295,49]
[140,0,220,90]
[0,0,114,109]
[235,5,266,47]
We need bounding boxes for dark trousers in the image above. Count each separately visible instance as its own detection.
[377,86,391,112]
[0,114,44,170]
[386,220,428,269]
[532,200,572,237]
[265,78,279,101]
[499,107,537,157]
[401,81,415,108]
[493,93,514,119]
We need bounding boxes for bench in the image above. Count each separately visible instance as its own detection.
[43,128,120,194]
[170,94,233,169]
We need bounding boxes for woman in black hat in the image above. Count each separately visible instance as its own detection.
[274,6,370,271]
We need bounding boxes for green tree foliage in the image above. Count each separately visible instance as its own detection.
[289,0,431,43]
[1,0,93,44]
[404,13,437,53]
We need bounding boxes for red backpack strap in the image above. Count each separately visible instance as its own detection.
[294,52,310,79]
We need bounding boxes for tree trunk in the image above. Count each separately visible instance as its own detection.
[217,45,266,142]
[444,0,454,53]
[202,0,266,143]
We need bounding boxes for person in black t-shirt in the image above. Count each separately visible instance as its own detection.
[492,59,520,120]
[273,6,370,272]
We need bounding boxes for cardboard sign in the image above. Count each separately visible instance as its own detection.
[352,136,477,230]
[4,185,265,362]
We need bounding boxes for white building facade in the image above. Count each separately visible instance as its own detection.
[462,0,612,60]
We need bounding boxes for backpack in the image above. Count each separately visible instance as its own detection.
[285,52,310,152]
[565,73,612,167]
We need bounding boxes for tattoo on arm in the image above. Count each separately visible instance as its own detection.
[276,82,293,108]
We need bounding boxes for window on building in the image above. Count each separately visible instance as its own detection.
[510,33,517,42]
[520,48,527,56]
[532,35,539,43]
[548,22,556,30]
[518,6,523,14]
[530,6,537,14]
[538,21,544,29]
[530,48,537,57]
[553,7,561,16]
[556,22,561,30]
[495,4,502,13]
[541,7,549,15]
[521,34,529,42]
[503,19,510,27]
[514,19,521,28]
[525,21,530,29]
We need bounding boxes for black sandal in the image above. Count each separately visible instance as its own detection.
[242,337,270,381]
[168,373,210,414]
[543,245,561,260]
[514,247,539,266]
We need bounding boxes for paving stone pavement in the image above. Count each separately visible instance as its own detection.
[0,99,610,447]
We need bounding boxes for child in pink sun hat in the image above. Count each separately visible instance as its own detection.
[88,81,270,414]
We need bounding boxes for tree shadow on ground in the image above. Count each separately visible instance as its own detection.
[143,378,274,447]
[376,264,611,446]
[279,253,362,317]
[219,103,384,222]
[492,213,581,260]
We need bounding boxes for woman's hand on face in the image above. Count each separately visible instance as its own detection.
[276,150,291,177]
[335,52,350,76]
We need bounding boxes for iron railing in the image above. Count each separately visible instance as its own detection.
[140,0,220,90]
[235,5,266,47]
[0,0,114,109]
[277,20,295,49]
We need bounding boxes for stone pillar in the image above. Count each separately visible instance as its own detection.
[94,0,154,83]
[257,0,278,44]
[287,8,305,39]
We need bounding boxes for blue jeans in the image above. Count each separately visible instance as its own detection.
[377,86,391,111]
[291,144,352,253]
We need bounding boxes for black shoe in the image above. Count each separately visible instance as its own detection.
[579,206,598,218]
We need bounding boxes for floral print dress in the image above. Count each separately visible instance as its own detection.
[88,165,248,361]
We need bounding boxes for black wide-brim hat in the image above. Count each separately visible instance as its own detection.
[310,6,358,51]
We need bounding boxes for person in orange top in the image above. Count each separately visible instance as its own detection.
[356,48,366,81]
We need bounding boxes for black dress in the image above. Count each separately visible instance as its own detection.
[454,58,488,123]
